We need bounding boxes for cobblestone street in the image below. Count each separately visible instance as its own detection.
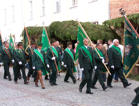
[0,67,138,106]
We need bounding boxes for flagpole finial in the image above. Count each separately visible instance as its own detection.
[119,8,126,16]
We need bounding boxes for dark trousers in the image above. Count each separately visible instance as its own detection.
[114,72,119,81]
[64,66,76,82]
[107,68,128,86]
[49,64,57,84]
[92,70,106,89]
[14,65,27,82]
[3,62,11,79]
[79,68,92,92]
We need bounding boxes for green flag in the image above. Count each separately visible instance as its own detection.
[0,33,2,47]
[123,19,139,77]
[23,28,30,54]
[75,26,87,61]
[9,35,15,49]
[41,28,50,51]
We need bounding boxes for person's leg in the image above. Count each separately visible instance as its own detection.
[107,68,115,87]
[38,70,45,89]
[21,66,28,84]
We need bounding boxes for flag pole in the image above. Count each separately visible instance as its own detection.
[44,27,59,73]
[78,22,111,75]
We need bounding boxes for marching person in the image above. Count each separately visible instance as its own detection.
[91,43,107,91]
[32,43,46,89]
[13,42,28,84]
[47,39,59,86]
[1,41,12,81]
[107,39,131,88]
[78,38,94,94]
[62,42,76,84]
[26,42,36,82]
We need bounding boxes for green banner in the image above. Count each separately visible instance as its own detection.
[41,28,50,51]
[75,26,87,61]
[123,19,139,77]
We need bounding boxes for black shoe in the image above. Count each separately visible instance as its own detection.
[79,87,82,93]
[107,85,113,88]
[42,87,45,89]
[124,83,132,88]
[91,86,97,89]
[103,86,107,91]
[86,91,93,94]
[9,78,12,81]
[64,80,69,83]
[24,81,28,84]
[73,80,76,84]
[53,83,58,86]
[4,77,7,79]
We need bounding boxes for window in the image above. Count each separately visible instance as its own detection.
[41,0,45,17]
[11,5,15,23]
[72,0,78,6]
[4,9,7,25]
[56,1,60,13]
[29,0,33,20]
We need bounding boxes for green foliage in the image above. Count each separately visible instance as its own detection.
[49,20,117,42]
[103,13,139,28]
[21,21,118,43]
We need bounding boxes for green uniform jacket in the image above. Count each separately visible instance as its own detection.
[13,49,26,65]
[1,47,12,63]
[63,48,75,68]
[46,47,58,66]
[108,47,123,69]
[32,49,45,71]
[93,49,106,72]
[78,46,94,70]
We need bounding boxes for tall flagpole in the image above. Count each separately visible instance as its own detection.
[78,22,111,75]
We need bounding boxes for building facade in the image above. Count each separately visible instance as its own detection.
[0,0,110,41]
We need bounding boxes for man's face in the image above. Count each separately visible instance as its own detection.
[108,40,112,45]
[19,45,23,49]
[84,39,88,46]
[68,44,72,49]
[5,43,9,48]
[114,40,119,46]
[97,44,102,50]
[38,46,42,50]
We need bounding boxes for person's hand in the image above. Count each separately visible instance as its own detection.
[32,66,35,69]
[61,61,64,66]
[111,65,114,69]
[94,66,97,70]
[52,57,56,60]
[12,59,15,63]
[19,61,22,65]
[64,65,67,68]
[47,64,50,68]
[80,68,84,71]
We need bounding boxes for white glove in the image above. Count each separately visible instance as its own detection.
[102,59,105,63]
[32,66,35,69]
[80,68,84,71]
[64,65,67,68]
[12,59,15,63]
[94,66,97,70]
[61,61,64,66]
[52,57,56,60]
[0,62,3,65]
[111,65,114,69]
[19,61,22,65]
[47,64,50,68]
[100,57,104,59]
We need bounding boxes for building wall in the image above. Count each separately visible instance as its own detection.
[0,0,110,41]
[110,0,139,19]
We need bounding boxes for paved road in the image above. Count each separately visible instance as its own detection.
[0,67,138,106]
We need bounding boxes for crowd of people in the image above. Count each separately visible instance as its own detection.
[0,38,132,94]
